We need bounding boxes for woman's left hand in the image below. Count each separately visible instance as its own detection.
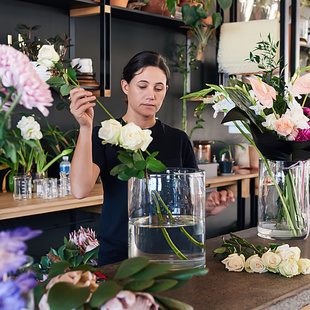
[206,190,235,216]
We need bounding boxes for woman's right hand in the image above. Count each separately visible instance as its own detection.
[69,87,97,129]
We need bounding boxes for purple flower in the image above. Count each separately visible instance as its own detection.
[295,128,310,141]
[0,279,26,310]
[15,272,37,294]
[303,107,310,117]
[8,227,42,241]
[0,227,42,277]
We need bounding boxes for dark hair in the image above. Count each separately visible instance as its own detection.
[122,51,170,86]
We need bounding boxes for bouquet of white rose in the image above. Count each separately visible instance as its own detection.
[214,233,310,278]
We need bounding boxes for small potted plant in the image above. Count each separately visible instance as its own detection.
[213,140,245,175]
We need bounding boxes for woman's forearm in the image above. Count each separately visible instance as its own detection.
[70,126,99,199]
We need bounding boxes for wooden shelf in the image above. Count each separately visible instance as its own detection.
[0,183,103,220]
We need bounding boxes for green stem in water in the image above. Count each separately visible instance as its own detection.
[151,191,187,260]
[153,190,205,249]
[235,121,299,236]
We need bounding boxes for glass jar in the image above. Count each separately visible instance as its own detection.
[258,159,309,239]
[13,174,32,200]
[128,168,206,270]
[193,140,211,164]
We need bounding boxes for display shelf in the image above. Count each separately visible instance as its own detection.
[18,0,99,10]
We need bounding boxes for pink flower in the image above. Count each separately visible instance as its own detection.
[0,44,53,116]
[292,73,310,95]
[248,77,277,108]
[303,107,310,117]
[69,226,99,256]
[295,128,310,141]
[101,291,159,310]
[274,117,294,137]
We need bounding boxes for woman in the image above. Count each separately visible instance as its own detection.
[69,51,234,266]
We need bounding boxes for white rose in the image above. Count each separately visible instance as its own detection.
[37,45,60,69]
[139,129,153,152]
[276,244,301,262]
[278,259,300,278]
[17,116,43,140]
[98,119,122,145]
[221,253,245,272]
[119,122,153,152]
[298,258,310,274]
[245,254,267,273]
[262,250,282,273]
[283,104,310,129]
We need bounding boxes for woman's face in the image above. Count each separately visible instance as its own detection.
[121,66,168,119]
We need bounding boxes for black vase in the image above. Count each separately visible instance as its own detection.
[219,161,234,175]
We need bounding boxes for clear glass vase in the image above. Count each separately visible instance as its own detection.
[257,159,309,240]
[128,168,206,270]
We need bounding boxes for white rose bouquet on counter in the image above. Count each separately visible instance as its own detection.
[214,233,310,278]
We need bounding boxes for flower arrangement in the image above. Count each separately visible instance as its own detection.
[36,255,207,310]
[214,233,310,278]
[34,228,208,310]
[0,44,53,187]
[0,227,42,309]
[34,226,100,282]
[183,34,310,238]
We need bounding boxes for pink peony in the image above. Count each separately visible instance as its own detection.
[292,73,310,95]
[0,44,53,116]
[248,77,277,108]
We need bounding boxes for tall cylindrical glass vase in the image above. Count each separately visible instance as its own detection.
[258,159,309,239]
[128,168,206,269]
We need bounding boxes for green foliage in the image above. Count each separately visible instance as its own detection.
[39,256,208,310]
[212,140,245,161]
[12,24,43,61]
[110,150,166,181]
[212,232,279,260]
[33,239,99,280]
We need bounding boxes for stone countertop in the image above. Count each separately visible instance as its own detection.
[100,228,310,310]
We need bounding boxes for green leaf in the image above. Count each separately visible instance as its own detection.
[110,164,126,176]
[146,157,166,172]
[213,247,227,254]
[34,284,45,305]
[212,12,222,29]
[67,66,77,83]
[114,257,150,279]
[48,282,90,310]
[46,76,66,87]
[118,153,133,167]
[130,262,172,280]
[156,268,208,281]
[217,0,232,11]
[134,160,147,170]
[60,84,72,97]
[123,279,154,291]
[83,246,99,263]
[154,295,194,310]
[89,280,119,308]
[144,279,178,292]
[48,261,72,279]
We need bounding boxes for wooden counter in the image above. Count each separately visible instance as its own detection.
[0,183,103,220]
[101,227,310,310]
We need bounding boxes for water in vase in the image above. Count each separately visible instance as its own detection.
[129,214,205,270]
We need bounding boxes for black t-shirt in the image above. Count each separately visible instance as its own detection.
[92,119,197,266]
